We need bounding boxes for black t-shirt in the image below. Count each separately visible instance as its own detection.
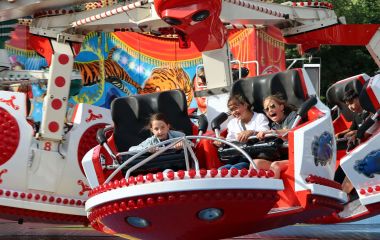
[350,111,370,130]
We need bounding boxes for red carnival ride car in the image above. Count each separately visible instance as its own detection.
[82,68,349,239]
[310,73,380,224]
[0,0,379,239]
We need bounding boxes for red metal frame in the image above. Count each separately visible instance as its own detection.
[284,24,380,54]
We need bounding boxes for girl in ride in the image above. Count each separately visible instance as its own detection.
[255,94,297,178]
[216,94,270,169]
[129,113,184,152]
[226,94,270,142]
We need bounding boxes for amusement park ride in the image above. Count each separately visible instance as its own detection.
[0,0,380,239]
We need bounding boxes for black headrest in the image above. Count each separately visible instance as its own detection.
[111,90,193,152]
[231,69,308,113]
[359,80,377,114]
[326,75,365,121]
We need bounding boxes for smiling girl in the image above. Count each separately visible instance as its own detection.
[216,94,269,170]
[225,94,270,143]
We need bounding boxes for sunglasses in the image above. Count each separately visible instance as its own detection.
[263,103,277,113]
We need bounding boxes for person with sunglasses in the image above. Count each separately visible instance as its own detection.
[255,94,297,178]
[215,94,270,170]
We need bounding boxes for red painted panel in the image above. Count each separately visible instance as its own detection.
[0,107,20,166]
[0,205,87,225]
[29,35,54,66]
[154,0,227,51]
[284,24,380,55]
[91,189,277,239]
[77,123,107,175]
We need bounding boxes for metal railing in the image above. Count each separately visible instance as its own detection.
[230,60,260,78]
[104,135,257,183]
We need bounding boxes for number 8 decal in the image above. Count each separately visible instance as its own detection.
[44,142,52,151]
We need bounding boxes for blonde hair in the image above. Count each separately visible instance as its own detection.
[264,93,296,114]
[264,94,286,106]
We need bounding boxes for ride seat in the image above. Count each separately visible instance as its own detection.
[359,78,380,114]
[83,90,198,185]
[326,75,367,122]
[231,69,309,113]
[326,74,369,154]
[218,69,312,161]
[111,90,193,152]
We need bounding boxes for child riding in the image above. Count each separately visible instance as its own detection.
[129,113,185,152]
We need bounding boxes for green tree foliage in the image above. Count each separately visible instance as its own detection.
[273,0,380,96]
[333,0,380,24]
[317,0,380,95]
[0,19,17,49]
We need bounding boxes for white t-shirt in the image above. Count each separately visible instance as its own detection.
[226,112,270,141]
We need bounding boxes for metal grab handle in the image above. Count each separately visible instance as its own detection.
[105,138,186,183]
[104,135,257,183]
[282,96,318,138]
[248,133,279,140]
[187,135,256,169]
[96,125,117,160]
[105,137,197,182]
[211,112,229,138]
[125,138,186,179]
[357,110,379,140]
[296,95,318,120]
[196,114,209,143]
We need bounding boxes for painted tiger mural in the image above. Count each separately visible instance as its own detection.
[73,48,141,94]
[139,67,194,106]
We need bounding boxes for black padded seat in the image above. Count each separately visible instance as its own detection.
[111,90,193,152]
[326,76,365,121]
[359,81,377,114]
[231,69,309,112]
[220,69,309,162]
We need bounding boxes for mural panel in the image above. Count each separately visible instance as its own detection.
[4,25,285,122]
